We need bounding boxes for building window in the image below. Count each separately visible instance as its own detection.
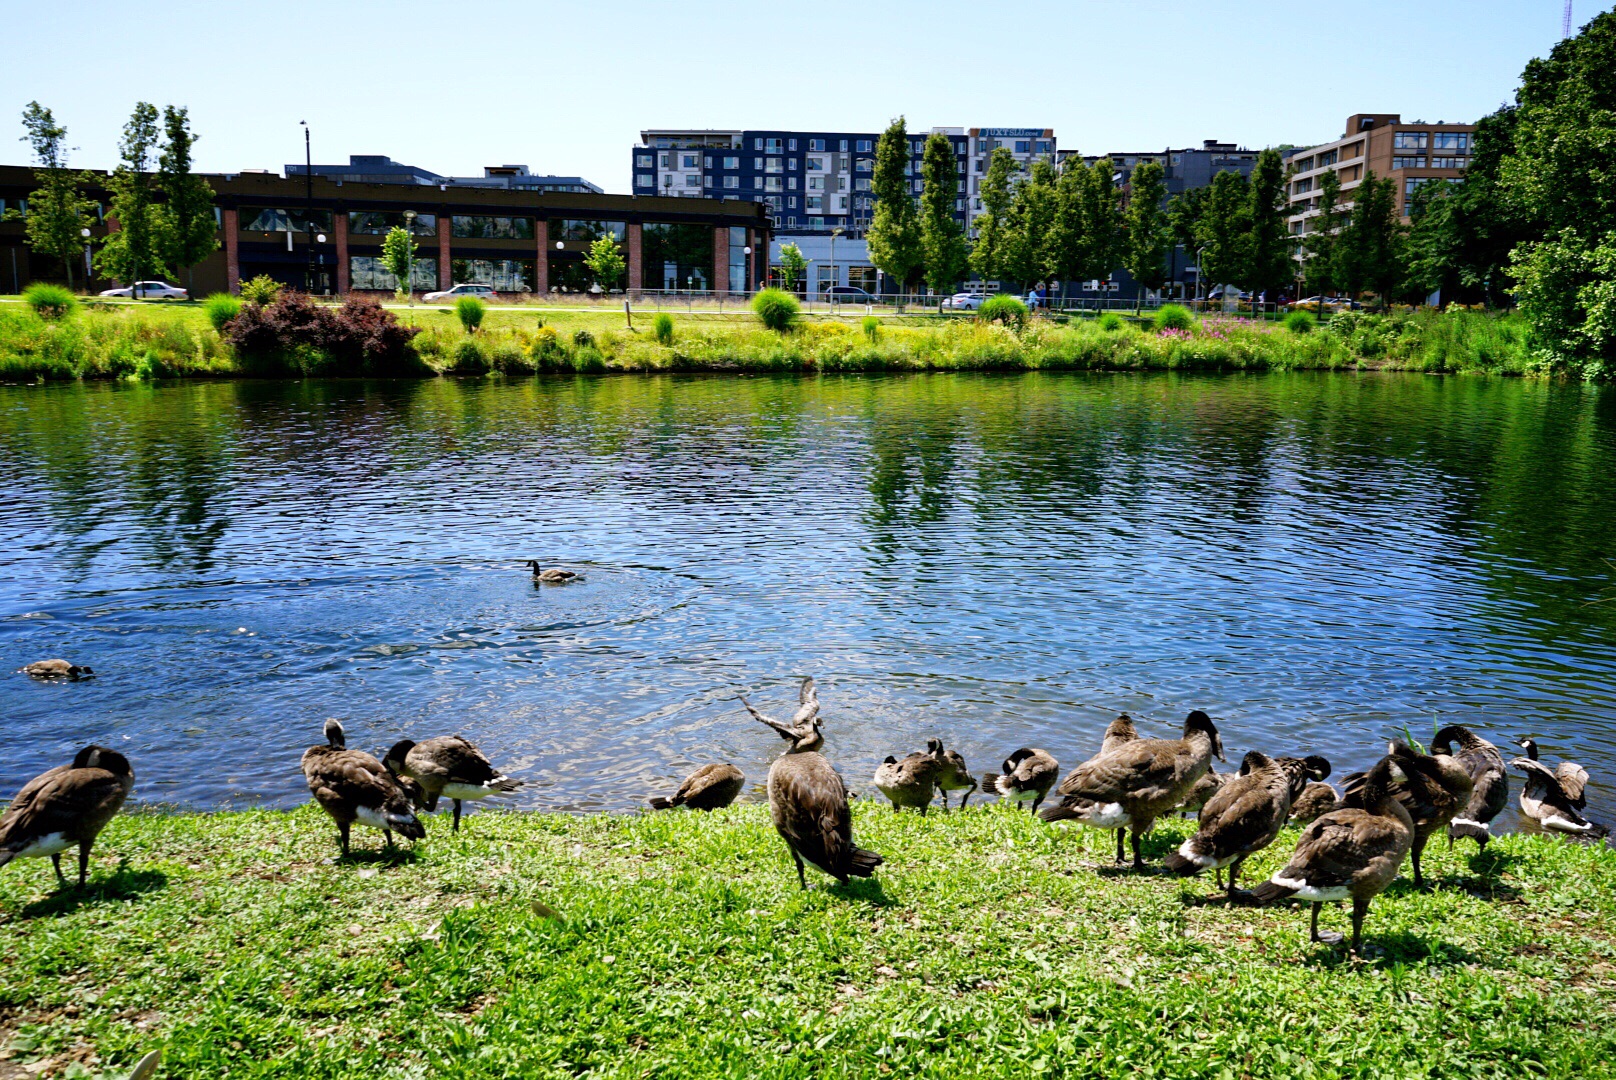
[839,140,848,152]
[723,156,739,169]
[856,139,872,152]
[348,211,435,235]
[1393,131,1428,149]
[1433,132,1469,150]
[555,220,626,242]
[241,207,333,233]
[451,215,534,239]
[1293,177,1313,194]
[788,139,797,151]
[635,154,652,168]
[723,176,739,189]
[350,255,436,291]
[854,178,871,191]
[764,138,782,153]
[640,221,712,291]
[788,198,797,209]
[1293,156,1314,172]
[765,176,782,192]
[636,175,653,188]
[856,158,872,172]
[808,176,824,190]
[684,174,700,187]
[1317,150,1339,168]
[809,139,825,152]
[788,177,798,190]
[728,226,748,293]
[806,195,823,210]
[753,138,762,150]
[450,258,535,292]
[765,158,782,174]
[703,156,713,169]
[764,196,782,211]
[807,157,825,171]
[1431,156,1463,169]
[1391,156,1425,170]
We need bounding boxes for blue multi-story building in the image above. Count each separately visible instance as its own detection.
[632,127,1056,237]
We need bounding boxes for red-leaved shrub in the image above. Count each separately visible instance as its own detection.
[224,293,424,376]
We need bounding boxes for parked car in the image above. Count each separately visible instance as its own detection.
[423,283,497,303]
[941,292,985,311]
[99,280,188,299]
[820,284,873,301]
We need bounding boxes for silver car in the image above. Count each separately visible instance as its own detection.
[99,280,188,299]
[424,283,497,303]
[941,292,985,311]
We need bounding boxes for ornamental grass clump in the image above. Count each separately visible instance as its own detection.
[979,294,1029,331]
[1098,311,1125,333]
[862,315,880,341]
[22,282,77,320]
[455,295,486,334]
[653,312,675,346]
[751,288,800,333]
[202,293,242,333]
[1284,309,1317,335]
[1153,304,1196,333]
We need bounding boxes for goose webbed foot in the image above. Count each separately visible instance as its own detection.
[1309,902,1344,944]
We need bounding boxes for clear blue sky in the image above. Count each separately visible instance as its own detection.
[4,0,1607,192]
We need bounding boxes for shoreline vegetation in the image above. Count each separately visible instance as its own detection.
[0,295,1550,383]
[1,805,1612,1077]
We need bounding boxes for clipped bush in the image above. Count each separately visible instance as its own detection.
[1284,309,1317,335]
[224,293,422,376]
[1097,311,1125,332]
[862,315,880,341]
[751,288,800,333]
[239,275,282,305]
[979,294,1029,330]
[1153,304,1196,333]
[448,337,489,373]
[573,329,595,348]
[653,312,675,346]
[202,293,242,333]
[455,295,486,334]
[23,282,78,320]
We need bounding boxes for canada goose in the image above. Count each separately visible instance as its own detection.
[1040,710,1225,870]
[383,736,522,832]
[1178,769,1226,818]
[20,659,93,679]
[1101,713,1139,754]
[302,720,426,857]
[1248,748,1414,954]
[648,763,745,811]
[1511,757,1609,839]
[526,560,579,583]
[0,745,134,888]
[744,677,882,889]
[1039,713,1143,862]
[931,741,977,810]
[1165,751,1330,897]
[873,749,940,815]
[1431,725,1508,850]
[1517,738,1592,811]
[980,748,1059,814]
[1290,781,1341,824]
[1344,739,1472,887]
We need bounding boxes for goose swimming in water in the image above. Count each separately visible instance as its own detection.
[20,659,93,679]
[302,720,426,857]
[527,561,579,583]
[0,745,134,888]
[1511,756,1608,839]
[744,677,882,889]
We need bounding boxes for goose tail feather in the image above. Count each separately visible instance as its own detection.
[489,777,522,794]
[647,797,674,810]
[848,846,884,878]
[1038,803,1082,823]
[1246,880,1299,906]
[1163,851,1201,877]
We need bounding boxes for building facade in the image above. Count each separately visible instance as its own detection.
[287,155,602,194]
[632,127,1057,236]
[0,165,767,296]
[1283,114,1476,238]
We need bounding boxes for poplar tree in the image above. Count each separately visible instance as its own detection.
[156,106,218,290]
[919,132,967,294]
[1004,157,1056,287]
[1301,167,1345,302]
[96,102,162,292]
[1195,170,1251,298]
[970,147,1018,283]
[1244,148,1295,301]
[1076,158,1123,287]
[10,102,98,288]
[865,117,922,291]
[1121,160,1169,312]
[1335,171,1403,306]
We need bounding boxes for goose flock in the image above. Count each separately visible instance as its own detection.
[5,658,1611,956]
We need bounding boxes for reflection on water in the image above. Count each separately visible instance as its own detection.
[1,373,1614,820]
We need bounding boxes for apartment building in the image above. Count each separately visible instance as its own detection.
[1283,114,1475,237]
[632,127,1057,236]
[288,155,603,194]
[1056,140,1260,196]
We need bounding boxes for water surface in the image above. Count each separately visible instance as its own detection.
[2,373,1614,821]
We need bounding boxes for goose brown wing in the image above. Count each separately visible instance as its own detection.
[1555,762,1590,810]
[1015,752,1058,789]
[1056,740,1183,804]
[773,756,852,877]
[676,764,734,804]
[305,749,409,815]
[1279,810,1399,889]
[0,766,127,847]
[1195,769,1292,858]
[414,737,500,786]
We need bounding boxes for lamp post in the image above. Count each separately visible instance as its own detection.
[829,225,843,309]
[1196,246,1208,307]
[299,121,314,294]
[742,245,752,295]
[81,227,92,287]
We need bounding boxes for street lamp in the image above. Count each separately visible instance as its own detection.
[299,121,315,293]
[1196,246,1208,306]
[80,226,91,286]
[829,226,843,308]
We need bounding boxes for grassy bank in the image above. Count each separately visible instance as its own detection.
[2,804,1613,1078]
[0,298,1547,382]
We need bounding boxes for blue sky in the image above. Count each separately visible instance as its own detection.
[4,0,1606,192]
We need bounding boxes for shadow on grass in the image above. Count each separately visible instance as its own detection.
[1287,929,1485,969]
[18,866,168,920]
[337,845,422,867]
[821,877,893,906]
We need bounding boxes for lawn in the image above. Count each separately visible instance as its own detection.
[1,803,1612,1078]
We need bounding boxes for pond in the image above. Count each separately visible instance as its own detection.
[2,373,1614,822]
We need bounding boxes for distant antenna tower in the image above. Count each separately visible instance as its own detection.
[1563,0,1573,38]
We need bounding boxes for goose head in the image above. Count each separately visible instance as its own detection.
[925,738,944,758]
[72,745,132,777]
[384,739,415,773]
[1430,725,1479,756]
[1184,710,1225,762]
[322,719,347,750]
[1239,749,1271,775]
[1303,755,1332,781]
[1515,737,1539,760]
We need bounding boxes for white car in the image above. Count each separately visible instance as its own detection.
[941,292,985,311]
[100,280,188,299]
[424,283,497,303]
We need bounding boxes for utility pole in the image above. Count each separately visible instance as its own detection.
[300,121,314,293]
[1563,0,1574,38]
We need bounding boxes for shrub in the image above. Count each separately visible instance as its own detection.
[239,275,282,305]
[572,329,595,348]
[448,337,489,373]
[488,340,532,374]
[862,315,880,342]
[455,295,486,334]
[751,288,800,333]
[202,293,243,333]
[1153,304,1196,333]
[1097,311,1125,333]
[1284,309,1317,335]
[223,293,423,376]
[979,294,1029,330]
[23,282,78,320]
[653,312,675,346]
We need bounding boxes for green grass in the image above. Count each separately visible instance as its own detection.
[2,805,1613,1078]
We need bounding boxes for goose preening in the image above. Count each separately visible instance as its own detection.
[1165,752,1330,898]
[1039,713,1144,863]
[1041,710,1225,871]
[0,745,134,888]
[527,561,579,584]
[302,720,426,857]
[383,737,523,832]
[648,763,745,811]
[1177,769,1226,818]
[1290,781,1341,824]
[873,748,939,814]
[744,677,882,889]
[21,659,93,679]
[1344,738,1472,887]
[1101,712,1140,755]
[1249,748,1414,954]
[932,741,977,810]
[1511,757,1609,839]
[1431,725,1508,850]
[1517,738,1593,813]
[980,748,1059,814]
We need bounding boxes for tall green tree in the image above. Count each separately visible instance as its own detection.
[1121,160,1170,311]
[584,235,625,291]
[1244,148,1294,301]
[777,241,807,293]
[10,102,98,288]
[1300,167,1345,301]
[1005,157,1056,287]
[1195,170,1251,298]
[970,147,1018,284]
[96,102,162,292]
[1166,186,1207,299]
[865,117,922,291]
[1335,171,1403,305]
[1049,157,1090,297]
[919,132,968,294]
[1077,158,1123,288]
[155,106,218,290]
[380,226,417,299]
